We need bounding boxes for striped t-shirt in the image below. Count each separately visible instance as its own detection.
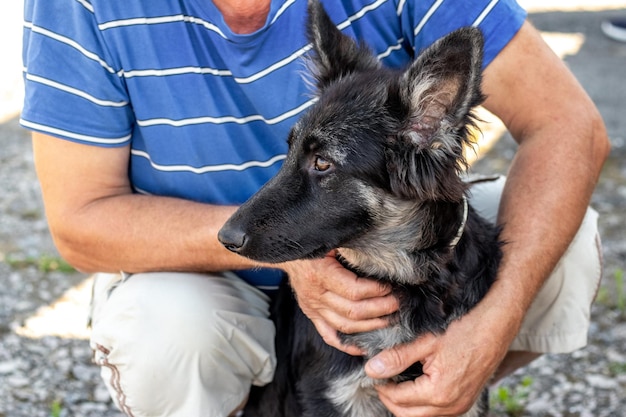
[21,0,526,290]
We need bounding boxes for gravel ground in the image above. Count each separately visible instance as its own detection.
[1,4,626,417]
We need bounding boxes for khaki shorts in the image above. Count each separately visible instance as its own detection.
[90,271,276,417]
[89,176,602,417]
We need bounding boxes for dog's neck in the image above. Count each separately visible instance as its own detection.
[337,197,468,285]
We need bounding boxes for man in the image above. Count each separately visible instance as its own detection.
[22,0,609,416]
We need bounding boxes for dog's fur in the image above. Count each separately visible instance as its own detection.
[218,2,502,416]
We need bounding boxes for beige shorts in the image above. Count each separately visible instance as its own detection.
[90,271,276,417]
[89,176,602,417]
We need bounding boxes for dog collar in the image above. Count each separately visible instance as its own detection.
[449,196,468,248]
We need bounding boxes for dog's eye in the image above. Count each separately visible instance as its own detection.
[314,156,332,172]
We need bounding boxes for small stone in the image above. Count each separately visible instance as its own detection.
[94,383,112,403]
[7,375,30,388]
[0,360,19,374]
[586,374,619,390]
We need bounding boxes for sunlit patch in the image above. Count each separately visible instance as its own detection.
[542,32,586,60]
[15,277,93,340]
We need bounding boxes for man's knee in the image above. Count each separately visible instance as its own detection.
[90,272,276,417]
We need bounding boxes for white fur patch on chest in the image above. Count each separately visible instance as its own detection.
[325,369,391,417]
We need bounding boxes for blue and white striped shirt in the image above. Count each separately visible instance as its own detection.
[21,0,526,289]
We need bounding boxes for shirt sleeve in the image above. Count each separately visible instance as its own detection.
[21,0,134,147]
[401,0,528,68]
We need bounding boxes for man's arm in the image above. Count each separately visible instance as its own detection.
[363,21,610,416]
[32,132,247,273]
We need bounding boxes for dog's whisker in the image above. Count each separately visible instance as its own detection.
[285,238,305,250]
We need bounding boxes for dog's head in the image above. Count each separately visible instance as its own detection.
[218,0,484,263]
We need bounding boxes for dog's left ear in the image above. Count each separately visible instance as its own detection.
[306,0,380,89]
[387,27,485,201]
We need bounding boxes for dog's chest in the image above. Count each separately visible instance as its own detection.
[325,369,391,417]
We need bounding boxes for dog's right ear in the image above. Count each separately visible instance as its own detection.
[307,0,380,89]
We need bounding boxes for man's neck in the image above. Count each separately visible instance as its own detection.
[212,0,271,34]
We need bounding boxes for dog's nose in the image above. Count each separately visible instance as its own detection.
[218,225,248,254]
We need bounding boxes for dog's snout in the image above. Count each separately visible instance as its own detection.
[218,224,248,254]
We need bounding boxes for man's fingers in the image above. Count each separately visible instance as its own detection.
[312,318,364,356]
[319,307,390,335]
[376,376,436,407]
[376,379,434,417]
[320,290,398,322]
[376,377,476,417]
[323,251,394,300]
[336,276,394,301]
[376,378,428,416]
[365,334,436,379]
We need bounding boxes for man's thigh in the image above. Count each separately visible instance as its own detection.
[90,271,276,417]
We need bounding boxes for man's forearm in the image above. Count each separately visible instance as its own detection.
[32,132,265,274]
[50,194,256,274]
[493,137,603,315]
[479,21,610,326]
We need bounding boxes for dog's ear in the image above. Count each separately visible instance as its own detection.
[307,0,380,89]
[387,27,485,201]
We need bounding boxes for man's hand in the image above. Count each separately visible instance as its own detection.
[364,296,517,417]
[280,251,399,355]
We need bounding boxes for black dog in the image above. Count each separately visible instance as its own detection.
[218,1,502,416]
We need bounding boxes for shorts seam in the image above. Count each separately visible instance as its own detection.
[94,344,135,417]
[592,232,604,304]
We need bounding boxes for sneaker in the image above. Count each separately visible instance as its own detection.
[601,18,626,43]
